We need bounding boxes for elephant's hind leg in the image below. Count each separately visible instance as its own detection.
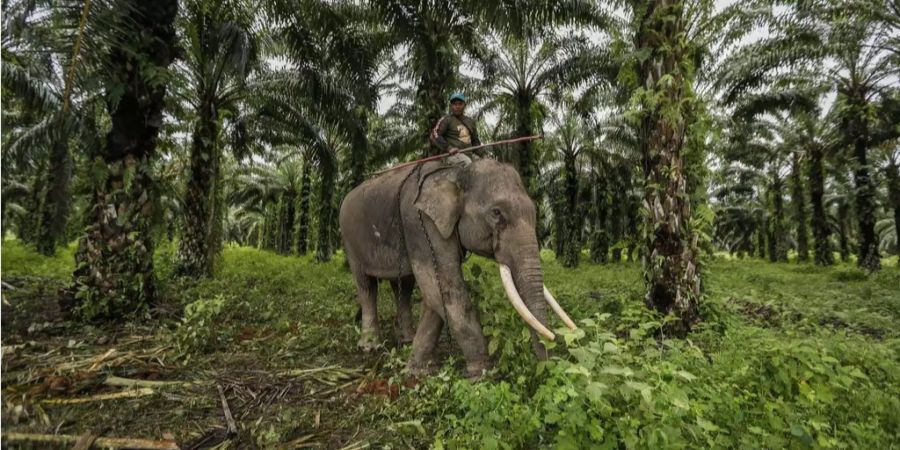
[390,276,416,344]
[354,273,380,351]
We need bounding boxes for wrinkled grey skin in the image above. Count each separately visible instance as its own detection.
[339,159,550,378]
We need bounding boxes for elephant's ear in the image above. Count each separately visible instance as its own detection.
[414,178,461,239]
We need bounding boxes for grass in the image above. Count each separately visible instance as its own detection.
[1,239,898,449]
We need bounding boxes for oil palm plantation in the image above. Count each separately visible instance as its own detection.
[719,0,900,271]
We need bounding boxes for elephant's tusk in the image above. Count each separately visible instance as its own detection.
[543,286,578,330]
[498,264,555,341]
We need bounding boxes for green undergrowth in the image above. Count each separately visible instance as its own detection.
[387,254,899,449]
[1,239,77,279]
[2,240,898,449]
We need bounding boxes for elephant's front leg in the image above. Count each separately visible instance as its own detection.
[407,252,490,379]
[442,276,492,378]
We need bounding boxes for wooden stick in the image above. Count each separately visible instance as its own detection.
[104,375,194,388]
[281,434,319,449]
[217,384,238,437]
[87,348,118,371]
[71,430,100,450]
[374,135,544,175]
[41,387,155,405]
[1,432,180,450]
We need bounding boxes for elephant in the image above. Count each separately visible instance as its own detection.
[339,158,576,378]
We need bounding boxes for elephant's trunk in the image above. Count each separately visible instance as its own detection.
[496,234,554,359]
[499,264,554,340]
[513,253,553,359]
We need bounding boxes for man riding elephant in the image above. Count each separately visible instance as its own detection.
[430,92,482,165]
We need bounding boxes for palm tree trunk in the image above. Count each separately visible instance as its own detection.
[175,100,219,277]
[590,180,610,263]
[350,113,368,189]
[516,93,536,196]
[635,0,700,335]
[562,152,580,267]
[36,140,72,255]
[549,187,565,257]
[808,144,833,265]
[768,168,787,262]
[207,165,224,268]
[790,151,809,262]
[316,163,336,261]
[68,0,178,320]
[297,160,311,255]
[756,222,766,259]
[852,137,880,271]
[419,43,454,158]
[838,201,851,262]
[280,191,297,255]
[275,197,286,252]
[21,158,48,245]
[845,92,880,271]
[611,200,624,263]
[886,159,900,264]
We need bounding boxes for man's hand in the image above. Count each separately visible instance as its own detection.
[448,147,460,156]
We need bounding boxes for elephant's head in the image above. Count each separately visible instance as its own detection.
[415,159,577,359]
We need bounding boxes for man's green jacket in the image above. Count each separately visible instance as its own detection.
[430,114,482,153]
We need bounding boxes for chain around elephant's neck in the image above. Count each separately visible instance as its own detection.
[395,165,421,282]
[414,164,452,336]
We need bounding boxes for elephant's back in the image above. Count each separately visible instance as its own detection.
[340,166,414,225]
[340,166,417,276]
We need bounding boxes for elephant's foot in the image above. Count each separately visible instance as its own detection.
[405,359,438,377]
[397,327,416,346]
[357,330,381,352]
[464,360,494,382]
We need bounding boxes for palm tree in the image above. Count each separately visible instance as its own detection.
[827,167,857,262]
[172,0,260,277]
[589,105,643,263]
[728,83,841,265]
[68,0,179,320]
[265,0,382,189]
[1,2,100,255]
[798,113,837,266]
[712,165,768,258]
[630,0,702,333]
[788,149,810,262]
[545,106,590,268]
[477,34,614,196]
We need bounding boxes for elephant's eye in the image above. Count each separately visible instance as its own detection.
[491,208,502,218]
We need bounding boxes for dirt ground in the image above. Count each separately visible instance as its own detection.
[1,274,444,449]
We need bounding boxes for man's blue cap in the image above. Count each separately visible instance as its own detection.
[449,92,466,103]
